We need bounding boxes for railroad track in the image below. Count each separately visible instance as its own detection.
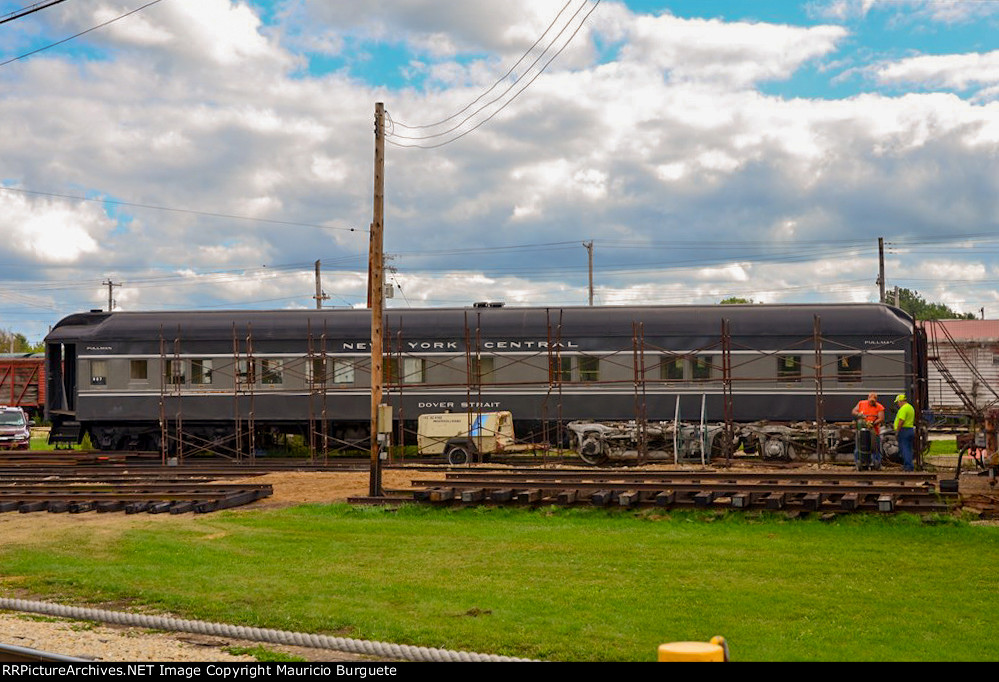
[376,468,956,513]
[0,450,580,469]
[0,469,272,514]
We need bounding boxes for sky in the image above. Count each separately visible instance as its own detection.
[1,0,998,342]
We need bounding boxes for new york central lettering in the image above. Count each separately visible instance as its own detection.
[340,339,580,351]
[407,341,459,350]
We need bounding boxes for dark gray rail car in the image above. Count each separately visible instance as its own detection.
[43,304,925,451]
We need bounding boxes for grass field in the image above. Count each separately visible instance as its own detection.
[1,505,996,662]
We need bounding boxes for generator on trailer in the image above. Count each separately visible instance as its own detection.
[417,411,532,464]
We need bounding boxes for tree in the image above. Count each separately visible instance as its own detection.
[891,287,976,320]
[0,329,43,353]
[719,297,754,305]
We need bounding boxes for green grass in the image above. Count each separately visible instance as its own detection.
[927,439,958,455]
[1,505,996,662]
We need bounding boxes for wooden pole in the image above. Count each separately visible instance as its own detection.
[313,260,328,309]
[878,237,885,304]
[369,102,385,497]
[583,241,594,306]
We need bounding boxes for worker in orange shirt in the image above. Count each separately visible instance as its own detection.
[852,392,885,470]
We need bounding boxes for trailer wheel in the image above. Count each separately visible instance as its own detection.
[446,445,471,465]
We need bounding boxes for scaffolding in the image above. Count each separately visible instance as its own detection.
[145,311,918,467]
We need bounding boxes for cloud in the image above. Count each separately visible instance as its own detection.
[0,0,998,340]
[809,0,999,24]
[619,14,847,88]
[874,50,999,93]
[0,189,108,263]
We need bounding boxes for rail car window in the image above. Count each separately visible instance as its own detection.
[332,359,354,384]
[778,355,802,382]
[579,356,600,382]
[402,358,425,384]
[90,360,108,386]
[385,357,426,384]
[660,357,684,381]
[237,359,255,385]
[261,359,284,385]
[191,359,213,385]
[164,359,185,385]
[837,355,861,383]
[130,360,148,381]
[692,356,712,380]
[309,358,327,383]
[549,356,572,383]
[469,356,495,384]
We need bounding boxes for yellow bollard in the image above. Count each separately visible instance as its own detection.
[657,636,728,662]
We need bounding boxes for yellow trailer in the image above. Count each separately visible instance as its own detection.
[417,411,525,464]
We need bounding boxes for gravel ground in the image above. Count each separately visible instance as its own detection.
[0,613,395,662]
[0,613,257,661]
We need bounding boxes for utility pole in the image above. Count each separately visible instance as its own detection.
[102,279,119,311]
[313,260,329,309]
[877,237,885,304]
[582,240,594,306]
[369,102,386,497]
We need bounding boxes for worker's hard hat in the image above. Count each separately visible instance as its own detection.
[895,393,906,403]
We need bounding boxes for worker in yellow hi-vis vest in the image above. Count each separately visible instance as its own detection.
[893,394,916,472]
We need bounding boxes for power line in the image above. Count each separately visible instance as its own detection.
[389,0,578,132]
[386,0,601,149]
[387,0,593,141]
[0,186,365,233]
[0,0,69,27]
[0,0,166,68]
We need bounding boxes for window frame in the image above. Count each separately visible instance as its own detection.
[261,359,284,386]
[777,355,802,382]
[836,354,862,383]
[191,359,213,385]
[129,359,148,382]
[164,359,186,385]
[90,359,109,387]
[660,356,684,381]
[578,356,600,383]
[692,355,713,381]
[549,356,572,383]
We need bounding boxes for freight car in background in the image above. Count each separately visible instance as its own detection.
[0,352,45,420]
[43,304,927,462]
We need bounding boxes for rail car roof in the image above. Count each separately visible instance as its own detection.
[45,304,915,344]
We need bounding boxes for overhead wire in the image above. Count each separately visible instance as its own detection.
[0,0,69,27]
[386,0,601,149]
[0,187,365,234]
[0,0,166,68]
[388,0,578,132]
[386,0,594,141]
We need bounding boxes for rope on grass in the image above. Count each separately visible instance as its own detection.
[0,598,536,663]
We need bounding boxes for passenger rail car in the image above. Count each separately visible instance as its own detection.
[43,304,926,453]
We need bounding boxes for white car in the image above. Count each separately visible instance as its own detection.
[0,406,30,450]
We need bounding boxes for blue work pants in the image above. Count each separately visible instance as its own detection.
[898,427,915,472]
